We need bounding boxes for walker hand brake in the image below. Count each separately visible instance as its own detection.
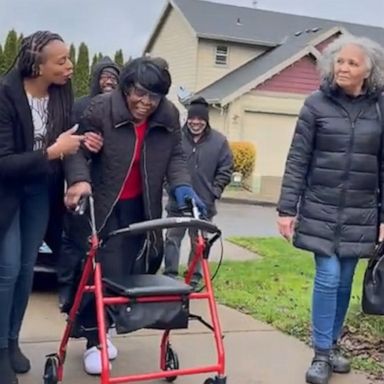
[73,196,88,216]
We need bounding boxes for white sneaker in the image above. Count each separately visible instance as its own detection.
[107,335,118,360]
[83,346,112,375]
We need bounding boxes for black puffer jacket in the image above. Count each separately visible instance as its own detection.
[278,82,384,258]
[64,90,190,272]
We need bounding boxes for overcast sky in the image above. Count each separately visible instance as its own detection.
[0,0,383,59]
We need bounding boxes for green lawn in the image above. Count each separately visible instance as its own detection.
[212,237,384,379]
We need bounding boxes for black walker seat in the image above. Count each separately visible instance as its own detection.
[103,274,192,298]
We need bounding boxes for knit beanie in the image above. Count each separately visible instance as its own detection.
[101,66,119,80]
[187,97,209,122]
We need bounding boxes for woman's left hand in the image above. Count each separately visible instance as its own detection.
[277,215,296,242]
[379,223,384,242]
[83,132,103,153]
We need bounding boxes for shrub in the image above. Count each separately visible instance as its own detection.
[230,141,256,180]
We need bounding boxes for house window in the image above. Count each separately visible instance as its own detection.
[215,45,228,66]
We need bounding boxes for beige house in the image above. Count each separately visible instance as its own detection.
[144,0,384,202]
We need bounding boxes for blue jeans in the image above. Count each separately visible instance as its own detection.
[312,254,359,351]
[0,181,49,348]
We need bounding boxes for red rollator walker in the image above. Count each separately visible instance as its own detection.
[43,196,227,384]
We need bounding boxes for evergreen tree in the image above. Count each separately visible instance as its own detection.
[114,49,124,68]
[69,44,76,66]
[126,55,133,65]
[3,29,18,71]
[0,44,5,75]
[91,53,98,72]
[73,42,90,97]
[17,33,24,51]
[97,52,103,61]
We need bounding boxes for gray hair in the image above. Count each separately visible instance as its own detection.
[317,34,384,91]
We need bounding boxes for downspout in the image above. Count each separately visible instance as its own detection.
[211,103,228,135]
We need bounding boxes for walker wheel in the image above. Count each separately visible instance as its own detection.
[204,377,227,384]
[165,345,179,382]
[43,355,59,384]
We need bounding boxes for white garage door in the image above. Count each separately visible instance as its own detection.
[242,112,298,177]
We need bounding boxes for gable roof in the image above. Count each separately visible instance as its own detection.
[196,27,339,105]
[144,0,384,52]
[144,0,384,105]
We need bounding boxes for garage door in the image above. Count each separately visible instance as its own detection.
[242,112,298,177]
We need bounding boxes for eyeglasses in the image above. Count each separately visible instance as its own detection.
[100,74,118,84]
[130,83,162,103]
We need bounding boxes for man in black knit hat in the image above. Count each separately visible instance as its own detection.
[164,96,233,289]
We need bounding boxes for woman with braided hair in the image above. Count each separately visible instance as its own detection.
[0,30,82,384]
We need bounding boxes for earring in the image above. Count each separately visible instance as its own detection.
[32,64,40,76]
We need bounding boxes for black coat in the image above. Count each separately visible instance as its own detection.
[278,83,384,258]
[167,125,233,217]
[61,57,120,255]
[0,69,65,245]
[64,90,191,272]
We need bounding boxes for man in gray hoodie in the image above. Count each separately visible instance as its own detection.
[72,56,120,123]
[164,97,233,288]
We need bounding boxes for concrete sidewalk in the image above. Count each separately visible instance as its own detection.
[18,241,373,383]
[179,238,260,265]
[19,293,371,384]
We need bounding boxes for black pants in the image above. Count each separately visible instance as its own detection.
[57,209,92,315]
[72,196,146,345]
[57,223,85,287]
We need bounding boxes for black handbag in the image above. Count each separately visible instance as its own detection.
[363,100,384,315]
[362,242,384,315]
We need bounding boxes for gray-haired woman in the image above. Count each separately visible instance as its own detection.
[277,34,384,384]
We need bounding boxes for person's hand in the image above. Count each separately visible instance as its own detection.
[378,223,384,242]
[84,131,103,153]
[64,182,92,210]
[47,125,84,160]
[173,185,207,216]
[277,215,296,242]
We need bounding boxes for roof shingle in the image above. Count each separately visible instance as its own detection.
[173,0,384,46]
